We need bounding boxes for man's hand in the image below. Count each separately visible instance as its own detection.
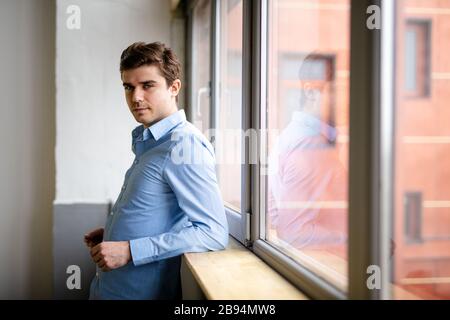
[90,241,131,272]
[84,227,104,248]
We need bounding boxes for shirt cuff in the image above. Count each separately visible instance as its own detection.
[129,237,155,266]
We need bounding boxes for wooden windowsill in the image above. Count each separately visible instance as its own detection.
[182,236,309,300]
[183,236,424,300]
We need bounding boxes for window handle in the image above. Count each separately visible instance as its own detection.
[196,86,211,118]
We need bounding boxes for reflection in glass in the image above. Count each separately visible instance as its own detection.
[265,0,350,290]
[393,0,450,300]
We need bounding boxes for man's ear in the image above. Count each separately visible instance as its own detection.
[169,79,181,97]
[303,82,314,100]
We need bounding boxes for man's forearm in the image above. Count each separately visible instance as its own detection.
[129,223,228,266]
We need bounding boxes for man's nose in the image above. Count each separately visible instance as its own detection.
[132,88,144,103]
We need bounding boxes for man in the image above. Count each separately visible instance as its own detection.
[84,42,229,299]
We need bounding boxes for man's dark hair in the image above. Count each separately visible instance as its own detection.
[120,41,181,89]
[297,52,334,109]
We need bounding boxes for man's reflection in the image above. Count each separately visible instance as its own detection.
[268,54,347,256]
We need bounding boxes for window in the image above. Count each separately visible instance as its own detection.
[404,19,431,97]
[264,0,350,292]
[404,192,423,243]
[392,1,450,300]
[189,0,247,244]
[186,0,450,300]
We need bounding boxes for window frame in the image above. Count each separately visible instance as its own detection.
[214,0,250,244]
[188,0,249,244]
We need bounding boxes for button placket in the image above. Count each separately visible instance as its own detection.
[115,156,139,205]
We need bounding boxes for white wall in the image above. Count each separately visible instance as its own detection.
[56,0,173,203]
[0,0,55,299]
[0,0,179,299]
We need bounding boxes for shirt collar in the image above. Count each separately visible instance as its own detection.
[132,109,186,142]
[292,111,337,142]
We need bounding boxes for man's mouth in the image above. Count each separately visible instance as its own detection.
[134,107,149,112]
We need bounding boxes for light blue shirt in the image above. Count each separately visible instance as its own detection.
[89,109,229,300]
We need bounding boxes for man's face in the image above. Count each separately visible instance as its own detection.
[121,65,181,128]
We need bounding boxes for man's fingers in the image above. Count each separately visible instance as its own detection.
[92,250,103,263]
[100,261,110,272]
[93,255,102,264]
[90,244,101,257]
[98,260,111,272]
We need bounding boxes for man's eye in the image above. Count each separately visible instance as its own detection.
[143,84,153,89]
[124,85,133,91]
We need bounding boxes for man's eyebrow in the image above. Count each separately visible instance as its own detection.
[122,80,157,87]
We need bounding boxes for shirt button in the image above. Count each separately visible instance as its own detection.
[134,159,139,165]
[121,185,126,190]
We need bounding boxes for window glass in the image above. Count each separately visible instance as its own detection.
[216,0,243,211]
[191,0,212,132]
[265,0,350,291]
[392,0,450,300]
